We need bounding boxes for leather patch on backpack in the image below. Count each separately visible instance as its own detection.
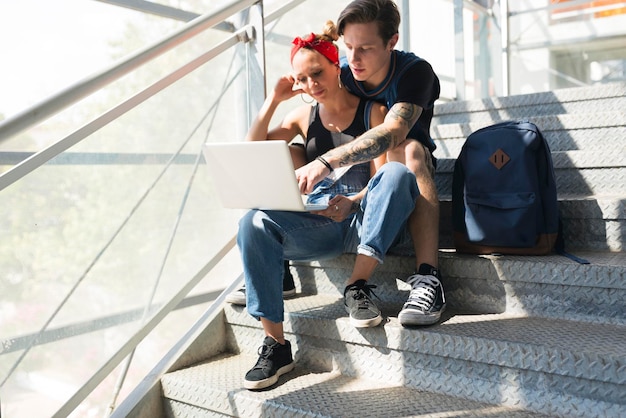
[489,148,510,170]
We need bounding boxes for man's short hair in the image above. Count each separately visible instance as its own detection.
[337,0,400,45]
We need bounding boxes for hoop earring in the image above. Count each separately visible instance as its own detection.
[300,93,314,104]
[338,74,342,89]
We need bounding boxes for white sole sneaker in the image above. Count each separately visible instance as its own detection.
[225,288,246,305]
[225,287,297,306]
[350,314,383,328]
[398,304,445,326]
[243,362,295,390]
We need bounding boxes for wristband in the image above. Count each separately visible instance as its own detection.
[316,156,333,172]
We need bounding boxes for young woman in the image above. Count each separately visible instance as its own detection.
[236,21,418,390]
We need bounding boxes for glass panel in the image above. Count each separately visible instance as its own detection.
[6,0,625,416]
[405,0,504,101]
[0,23,244,418]
[508,0,626,94]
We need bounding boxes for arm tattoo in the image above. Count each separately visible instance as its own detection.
[322,102,420,167]
[324,126,393,166]
[389,103,420,131]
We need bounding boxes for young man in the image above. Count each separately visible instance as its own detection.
[296,0,445,326]
[237,24,418,390]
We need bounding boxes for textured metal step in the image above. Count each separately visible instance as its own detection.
[433,115,626,165]
[214,298,626,418]
[433,82,626,125]
[152,83,626,418]
[432,110,626,140]
[433,96,626,125]
[161,352,552,418]
[291,251,626,325]
[435,158,626,197]
[434,127,626,157]
[155,250,626,418]
[557,197,626,251]
[436,197,626,251]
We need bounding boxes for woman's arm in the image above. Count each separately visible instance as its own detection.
[245,75,308,142]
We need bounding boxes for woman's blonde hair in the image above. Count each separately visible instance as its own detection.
[318,20,339,43]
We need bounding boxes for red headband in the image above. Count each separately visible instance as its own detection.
[290,33,339,65]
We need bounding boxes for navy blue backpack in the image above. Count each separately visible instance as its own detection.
[452,120,560,255]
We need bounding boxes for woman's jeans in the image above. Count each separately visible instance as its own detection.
[236,162,419,323]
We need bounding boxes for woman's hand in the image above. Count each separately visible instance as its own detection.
[270,75,302,103]
[312,195,355,222]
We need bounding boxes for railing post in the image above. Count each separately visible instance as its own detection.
[501,0,510,97]
[233,1,266,139]
[454,0,466,101]
[399,0,410,52]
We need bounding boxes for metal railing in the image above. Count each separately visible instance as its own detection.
[4,1,617,416]
[0,0,259,189]
[0,1,308,416]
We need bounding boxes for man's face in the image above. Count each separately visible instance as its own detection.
[342,21,395,88]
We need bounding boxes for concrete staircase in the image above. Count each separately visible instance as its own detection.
[129,83,626,417]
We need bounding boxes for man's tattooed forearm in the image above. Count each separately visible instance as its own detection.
[389,103,419,128]
[320,103,421,167]
[325,127,393,166]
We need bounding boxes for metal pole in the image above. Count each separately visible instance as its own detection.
[400,0,410,52]
[501,0,510,96]
[233,2,266,139]
[0,0,254,142]
[454,0,466,100]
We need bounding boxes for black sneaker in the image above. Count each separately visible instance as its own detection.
[343,279,382,328]
[226,261,296,305]
[398,266,446,326]
[244,336,294,390]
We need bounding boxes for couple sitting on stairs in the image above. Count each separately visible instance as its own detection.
[226,0,445,391]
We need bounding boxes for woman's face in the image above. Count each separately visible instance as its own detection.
[291,49,340,103]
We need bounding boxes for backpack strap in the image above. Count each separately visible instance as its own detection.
[555,217,590,264]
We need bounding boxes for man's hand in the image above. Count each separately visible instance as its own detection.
[295,159,329,194]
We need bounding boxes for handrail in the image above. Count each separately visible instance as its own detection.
[0,289,225,354]
[52,236,240,418]
[105,45,247,411]
[0,1,308,415]
[0,27,246,192]
[0,0,255,142]
[1,28,246,389]
[111,272,245,418]
[94,0,202,22]
[0,0,308,193]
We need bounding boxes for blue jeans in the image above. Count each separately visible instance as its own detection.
[236,162,419,323]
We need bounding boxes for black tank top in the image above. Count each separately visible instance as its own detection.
[304,99,372,162]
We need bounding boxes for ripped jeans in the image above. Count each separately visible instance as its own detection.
[236,162,419,323]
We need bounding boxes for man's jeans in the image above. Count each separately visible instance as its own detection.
[237,162,419,323]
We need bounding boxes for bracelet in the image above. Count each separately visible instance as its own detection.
[316,156,333,172]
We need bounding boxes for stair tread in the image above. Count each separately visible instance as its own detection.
[440,192,626,209]
[300,250,626,285]
[156,82,626,417]
[433,82,626,115]
[162,352,552,417]
[432,110,626,133]
[227,296,626,367]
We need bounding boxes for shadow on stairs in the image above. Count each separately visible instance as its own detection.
[119,82,626,418]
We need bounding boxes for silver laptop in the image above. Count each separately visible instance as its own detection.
[202,141,328,212]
